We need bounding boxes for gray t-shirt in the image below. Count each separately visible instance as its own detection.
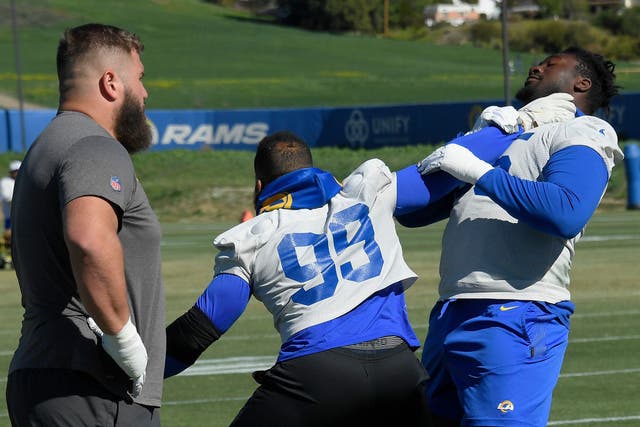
[9,111,165,407]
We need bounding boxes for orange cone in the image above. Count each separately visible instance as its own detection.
[240,209,254,223]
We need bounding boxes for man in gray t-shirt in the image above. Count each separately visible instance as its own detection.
[6,24,165,426]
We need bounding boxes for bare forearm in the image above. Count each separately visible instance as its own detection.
[64,196,130,334]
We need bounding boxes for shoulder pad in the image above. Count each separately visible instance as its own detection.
[341,159,392,203]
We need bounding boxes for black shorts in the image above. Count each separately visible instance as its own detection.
[6,368,160,427]
[230,342,432,427]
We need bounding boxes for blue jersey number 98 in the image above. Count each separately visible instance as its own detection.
[277,203,383,306]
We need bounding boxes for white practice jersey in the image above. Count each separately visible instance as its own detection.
[213,159,417,342]
[439,115,622,303]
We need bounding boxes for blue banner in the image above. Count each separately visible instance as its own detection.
[1,93,639,152]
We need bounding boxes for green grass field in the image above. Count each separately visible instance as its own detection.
[0,210,638,426]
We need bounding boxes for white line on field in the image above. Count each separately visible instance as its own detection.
[548,415,640,425]
[560,367,640,378]
[223,333,277,341]
[580,234,640,242]
[179,355,276,376]
[570,334,640,343]
[163,396,248,405]
[572,309,640,318]
[170,357,640,378]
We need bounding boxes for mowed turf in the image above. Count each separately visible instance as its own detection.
[0,210,638,426]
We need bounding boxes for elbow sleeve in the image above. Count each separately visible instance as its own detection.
[166,305,221,368]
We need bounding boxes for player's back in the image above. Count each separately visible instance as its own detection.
[214,159,417,341]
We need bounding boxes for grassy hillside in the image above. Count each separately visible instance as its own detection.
[1,0,640,111]
[0,1,635,221]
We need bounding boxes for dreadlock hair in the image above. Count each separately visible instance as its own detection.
[561,46,620,115]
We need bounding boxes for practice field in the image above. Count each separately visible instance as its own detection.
[0,210,638,426]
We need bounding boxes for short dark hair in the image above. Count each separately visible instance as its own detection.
[562,46,619,115]
[254,131,313,185]
[57,23,143,96]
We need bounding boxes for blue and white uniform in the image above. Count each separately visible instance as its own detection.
[164,124,519,374]
[213,160,419,360]
[165,160,438,427]
[421,114,623,427]
[163,124,521,426]
[439,115,621,302]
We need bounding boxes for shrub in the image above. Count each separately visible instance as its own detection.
[466,18,638,60]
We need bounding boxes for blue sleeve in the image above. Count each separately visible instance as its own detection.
[394,165,461,216]
[195,273,251,333]
[475,145,609,238]
[448,126,522,164]
[394,126,520,225]
[164,355,190,379]
[395,190,459,227]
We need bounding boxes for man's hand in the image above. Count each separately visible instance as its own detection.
[88,317,147,397]
[517,93,576,130]
[418,144,493,184]
[469,105,520,134]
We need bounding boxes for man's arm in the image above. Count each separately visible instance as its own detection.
[394,126,520,224]
[394,93,578,225]
[475,145,609,238]
[64,195,147,394]
[420,144,610,238]
[64,196,131,333]
[165,273,251,378]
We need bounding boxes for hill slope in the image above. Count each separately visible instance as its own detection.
[2,0,640,110]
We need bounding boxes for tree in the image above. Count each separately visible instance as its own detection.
[537,0,563,18]
[276,0,429,33]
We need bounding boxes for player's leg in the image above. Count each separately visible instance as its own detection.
[230,349,373,427]
[114,400,160,427]
[444,299,573,427]
[6,368,157,426]
[231,342,434,427]
[364,342,433,426]
[422,300,464,426]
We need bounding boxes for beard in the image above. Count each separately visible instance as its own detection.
[515,79,564,105]
[515,84,538,104]
[114,89,152,154]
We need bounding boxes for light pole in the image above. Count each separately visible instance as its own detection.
[384,0,389,36]
[501,0,511,105]
[10,0,26,151]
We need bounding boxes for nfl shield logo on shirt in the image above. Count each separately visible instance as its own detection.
[110,176,122,192]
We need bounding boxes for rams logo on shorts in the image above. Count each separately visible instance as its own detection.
[497,400,514,413]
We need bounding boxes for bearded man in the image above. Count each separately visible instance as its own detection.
[6,23,165,426]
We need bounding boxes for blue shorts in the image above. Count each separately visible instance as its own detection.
[421,299,574,427]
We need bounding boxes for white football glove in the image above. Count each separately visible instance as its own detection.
[87,316,147,398]
[517,92,576,131]
[468,105,520,134]
[417,143,493,184]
